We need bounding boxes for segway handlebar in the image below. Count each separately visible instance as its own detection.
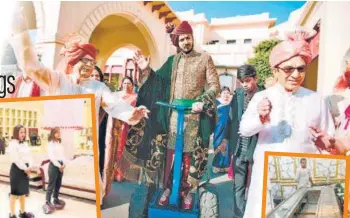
[155,101,192,111]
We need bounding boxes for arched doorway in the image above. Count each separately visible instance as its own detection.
[76,1,180,77]
[104,46,139,91]
[89,13,159,72]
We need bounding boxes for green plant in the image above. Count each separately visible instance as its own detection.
[334,182,345,203]
[246,38,281,86]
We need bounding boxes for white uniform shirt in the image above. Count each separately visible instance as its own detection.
[296,167,312,189]
[8,140,33,170]
[47,141,68,167]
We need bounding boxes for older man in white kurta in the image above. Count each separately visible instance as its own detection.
[9,7,149,204]
[240,29,335,218]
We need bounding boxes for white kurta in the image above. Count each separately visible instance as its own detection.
[240,84,335,218]
[296,167,312,189]
[51,73,134,125]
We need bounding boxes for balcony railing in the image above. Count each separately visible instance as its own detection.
[210,52,250,67]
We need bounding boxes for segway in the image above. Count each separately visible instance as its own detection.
[42,203,55,214]
[19,212,35,218]
[42,199,65,214]
[53,199,65,210]
[129,100,219,218]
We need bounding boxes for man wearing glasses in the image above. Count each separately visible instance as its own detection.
[9,3,150,205]
[239,29,335,218]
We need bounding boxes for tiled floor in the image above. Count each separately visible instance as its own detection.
[0,182,97,218]
[101,204,129,218]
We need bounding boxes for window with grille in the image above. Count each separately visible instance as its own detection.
[244,39,252,44]
[227,40,236,44]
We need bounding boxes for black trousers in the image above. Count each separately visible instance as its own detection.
[46,162,63,203]
[232,155,250,218]
[99,115,108,176]
[0,140,5,155]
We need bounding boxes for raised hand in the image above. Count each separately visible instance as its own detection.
[165,23,175,34]
[133,50,149,71]
[11,2,28,34]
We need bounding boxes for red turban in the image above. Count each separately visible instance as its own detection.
[269,29,316,68]
[60,42,97,66]
[334,71,350,92]
[56,34,98,74]
[166,21,193,47]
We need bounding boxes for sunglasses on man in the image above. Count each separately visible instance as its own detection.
[80,57,97,65]
[277,65,306,74]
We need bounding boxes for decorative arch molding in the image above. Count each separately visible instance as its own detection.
[78,1,163,67]
[78,2,147,39]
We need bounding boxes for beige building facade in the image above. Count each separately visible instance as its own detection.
[2,1,350,96]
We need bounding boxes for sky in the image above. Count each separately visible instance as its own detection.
[168,1,306,24]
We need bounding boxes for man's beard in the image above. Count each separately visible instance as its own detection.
[180,44,193,54]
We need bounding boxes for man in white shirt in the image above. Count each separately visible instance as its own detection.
[296,158,313,189]
[240,28,335,218]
